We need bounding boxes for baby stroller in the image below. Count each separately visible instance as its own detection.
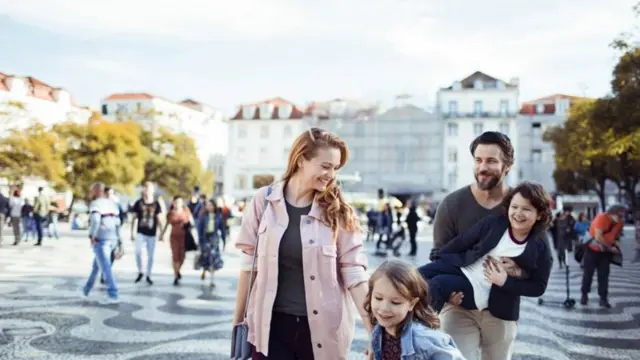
[537,264,576,309]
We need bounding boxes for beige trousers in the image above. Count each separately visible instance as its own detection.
[440,304,517,360]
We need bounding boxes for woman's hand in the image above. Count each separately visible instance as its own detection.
[483,257,507,287]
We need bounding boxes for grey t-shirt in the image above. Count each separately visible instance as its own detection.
[431,186,503,256]
[273,200,312,316]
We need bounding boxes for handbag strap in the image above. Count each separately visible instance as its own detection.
[243,184,273,319]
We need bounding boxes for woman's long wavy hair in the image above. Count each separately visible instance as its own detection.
[282,127,361,237]
[363,260,441,331]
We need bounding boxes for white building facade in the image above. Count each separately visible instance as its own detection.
[0,72,91,135]
[100,93,228,177]
[224,97,309,200]
[516,94,582,193]
[438,71,520,191]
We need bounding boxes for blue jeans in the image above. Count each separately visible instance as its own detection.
[134,234,157,276]
[419,260,477,312]
[83,239,119,299]
[48,213,60,238]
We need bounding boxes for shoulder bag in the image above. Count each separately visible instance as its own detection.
[574,221,616,263]
[230,184,272,360]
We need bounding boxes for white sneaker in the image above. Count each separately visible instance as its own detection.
[80,288,90,299]
[99,297,120,305]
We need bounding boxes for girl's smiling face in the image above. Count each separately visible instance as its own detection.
[508,192,539,233]
[370,275,418,336]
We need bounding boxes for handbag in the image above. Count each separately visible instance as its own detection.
[184,222,198,252]
[230,185,272,360]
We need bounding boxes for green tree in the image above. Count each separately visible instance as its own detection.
[0,122,67,189]
[544,99,615,209]
[54,113,146,200]
[141,127,212,196]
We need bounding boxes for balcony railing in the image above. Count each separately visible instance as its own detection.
[441,112,518,119]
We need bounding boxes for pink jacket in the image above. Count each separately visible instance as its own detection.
[235,182,369,360]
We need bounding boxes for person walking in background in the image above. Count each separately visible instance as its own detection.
[553,207,574,269]
[580,205,625,308]
[0,189,8,245]
[101,186,125,285]
[81,182,122,304]
[32,187,50,246]
[196,199,225,286]
[21,199,35,242]
[404,200,421,256]
[9,189,23,245]
[218,198,232,251]
[47,198,61,240]
[375,203,393,254]
[161,196,194,286]
[232,128,371,359]
[131,182,163,285]
[574,212,590,243]
[365,205,378,242]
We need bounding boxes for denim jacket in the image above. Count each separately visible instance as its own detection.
[196,212,225,244]
[372,321,465,360]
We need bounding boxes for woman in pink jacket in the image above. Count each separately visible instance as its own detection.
[232,127,372,360]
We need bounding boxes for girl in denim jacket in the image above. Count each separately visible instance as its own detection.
[365,260,465,360]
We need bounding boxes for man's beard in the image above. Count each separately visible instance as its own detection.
[475,171,502,190]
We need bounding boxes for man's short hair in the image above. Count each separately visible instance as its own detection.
[469,131,514,166]
[91,182,105,192]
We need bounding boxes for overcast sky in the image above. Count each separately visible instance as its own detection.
[0,0,636,113]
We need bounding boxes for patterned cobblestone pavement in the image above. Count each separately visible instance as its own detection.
[0,224,639,359]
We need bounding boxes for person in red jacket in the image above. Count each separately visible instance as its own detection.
[580,205,625,308]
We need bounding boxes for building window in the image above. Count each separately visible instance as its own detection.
[447,148,457,162]
[279,104,293,119]
[236,147,246,161]
[473,100,483,115]
[499,122,510,134]
[235,174,247,190]
[474,79,484,90]
[448,100,458,115]
[237,125,247,138]
[283,125,292,137]
[473,123,484,136]
[448,172,458,189]
[531,149,542,163]
[500,100,509,115]
[101,104,108,115]
[253,174,275,189]
[536,104,545,114]
[283,147,291,161]
[447,123,458,136]
[532,122,541,138]
[260,103,274,119]
[242,106,255,119]
[260,124,269,138]
[355,122,365,136]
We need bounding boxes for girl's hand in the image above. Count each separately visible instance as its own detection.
[483,257,507,286]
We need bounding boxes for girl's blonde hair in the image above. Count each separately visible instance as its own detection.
[364,260,440,330]
[282,128,361,237]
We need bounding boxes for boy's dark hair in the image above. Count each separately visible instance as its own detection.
[470,131,514,166]
[104,186,112,193]
[502,181,553,228]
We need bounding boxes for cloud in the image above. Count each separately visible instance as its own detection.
[1,0,636,99]
[64,57,135,76]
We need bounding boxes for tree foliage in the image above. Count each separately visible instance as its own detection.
[141,127,213,196]
[0,122,67,189]
[53,114,146,199]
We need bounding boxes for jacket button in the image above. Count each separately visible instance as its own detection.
[313,310,318,315]
[307,219,312,224]
[317,343,322,348]
[309,239,314,244]
[310,275,315,280]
